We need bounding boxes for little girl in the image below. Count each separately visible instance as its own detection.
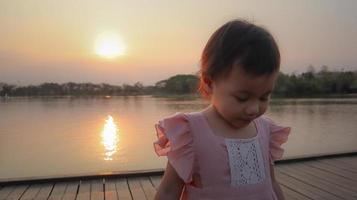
[153,19,291,200]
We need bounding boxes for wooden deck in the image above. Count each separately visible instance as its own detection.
[1,154,357,200]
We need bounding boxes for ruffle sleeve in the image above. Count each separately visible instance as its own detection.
[266,118,291,164]
[153,112,194,183]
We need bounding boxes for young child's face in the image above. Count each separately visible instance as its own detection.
[210,65,278,129]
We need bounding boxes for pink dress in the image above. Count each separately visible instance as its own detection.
[154,111,290,200]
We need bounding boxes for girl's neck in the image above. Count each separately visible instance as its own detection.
[202,105,256,139]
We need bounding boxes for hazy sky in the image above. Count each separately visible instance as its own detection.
[1,0,356,85]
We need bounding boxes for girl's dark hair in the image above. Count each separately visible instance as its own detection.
[198,19,280,98]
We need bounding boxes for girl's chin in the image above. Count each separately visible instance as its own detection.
[228,119,251,129]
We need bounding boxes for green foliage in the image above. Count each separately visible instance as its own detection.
[274,67,357,97]
[1,67,356,97]
[0,81,150,97]
[155,74,199,95]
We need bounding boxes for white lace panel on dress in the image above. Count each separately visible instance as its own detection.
[225,138,265,186]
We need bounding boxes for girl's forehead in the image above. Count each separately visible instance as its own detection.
[224,67,278,93]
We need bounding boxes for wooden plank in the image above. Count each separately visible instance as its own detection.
[103,178,118,200]
[61,181,79,200]
[0,186,15,200]
[309,160,357,181]
[34,183,54,200]
[329,157,357,169]
[320,158,357,173]
[275,169,342,200]
[116,178,132,200]
[280,184,311,200]
[149,176,161,190]
[20,184,42,200]
[139,177,156,200]
[278,164,357,199]
[5,185,28,200]
[127,177,146,200]
[336,157,357,167]
[76,180,90,200]
[293,163,357,193]
[48,182,67,200]
[91,179,104,200]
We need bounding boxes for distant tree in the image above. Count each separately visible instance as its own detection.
[0,83,16,96]
[320,65,329,73]
[39,83,63,95]
[307,64,316,74]
[156,74,199,94]
[133,82,144,94]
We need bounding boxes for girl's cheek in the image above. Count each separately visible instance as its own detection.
[222,103,237,118]
[259,103,268,114]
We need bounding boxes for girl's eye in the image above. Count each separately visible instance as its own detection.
[235,96,248,102]
[260,96,270,102]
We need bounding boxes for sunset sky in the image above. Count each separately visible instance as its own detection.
[1,0,356,86]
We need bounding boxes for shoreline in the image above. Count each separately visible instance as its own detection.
[1,93,357,99]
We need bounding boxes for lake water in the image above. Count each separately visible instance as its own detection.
[1,96,356,181]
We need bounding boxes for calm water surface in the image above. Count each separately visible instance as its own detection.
[0,96,356,181]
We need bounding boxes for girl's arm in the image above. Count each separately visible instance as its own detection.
[155,161,185,200]
[270,164,285,200]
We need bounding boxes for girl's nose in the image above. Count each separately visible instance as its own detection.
[245,102,259,117]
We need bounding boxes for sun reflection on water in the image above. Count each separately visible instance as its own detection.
[101,115,119,161]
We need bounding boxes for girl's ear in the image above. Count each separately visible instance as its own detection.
[203,77,213,94]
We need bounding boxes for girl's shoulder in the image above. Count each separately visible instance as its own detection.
[153,112,195,183]
[257,116,291,134]
[154,111,203,134]
[153,111,210,183]
[257,115,291,164]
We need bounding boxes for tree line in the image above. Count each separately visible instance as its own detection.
[0,82,152,96]
[274,66,357,97]
[1,67,356,97]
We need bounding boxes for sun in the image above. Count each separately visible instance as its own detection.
[95,32,126,59]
